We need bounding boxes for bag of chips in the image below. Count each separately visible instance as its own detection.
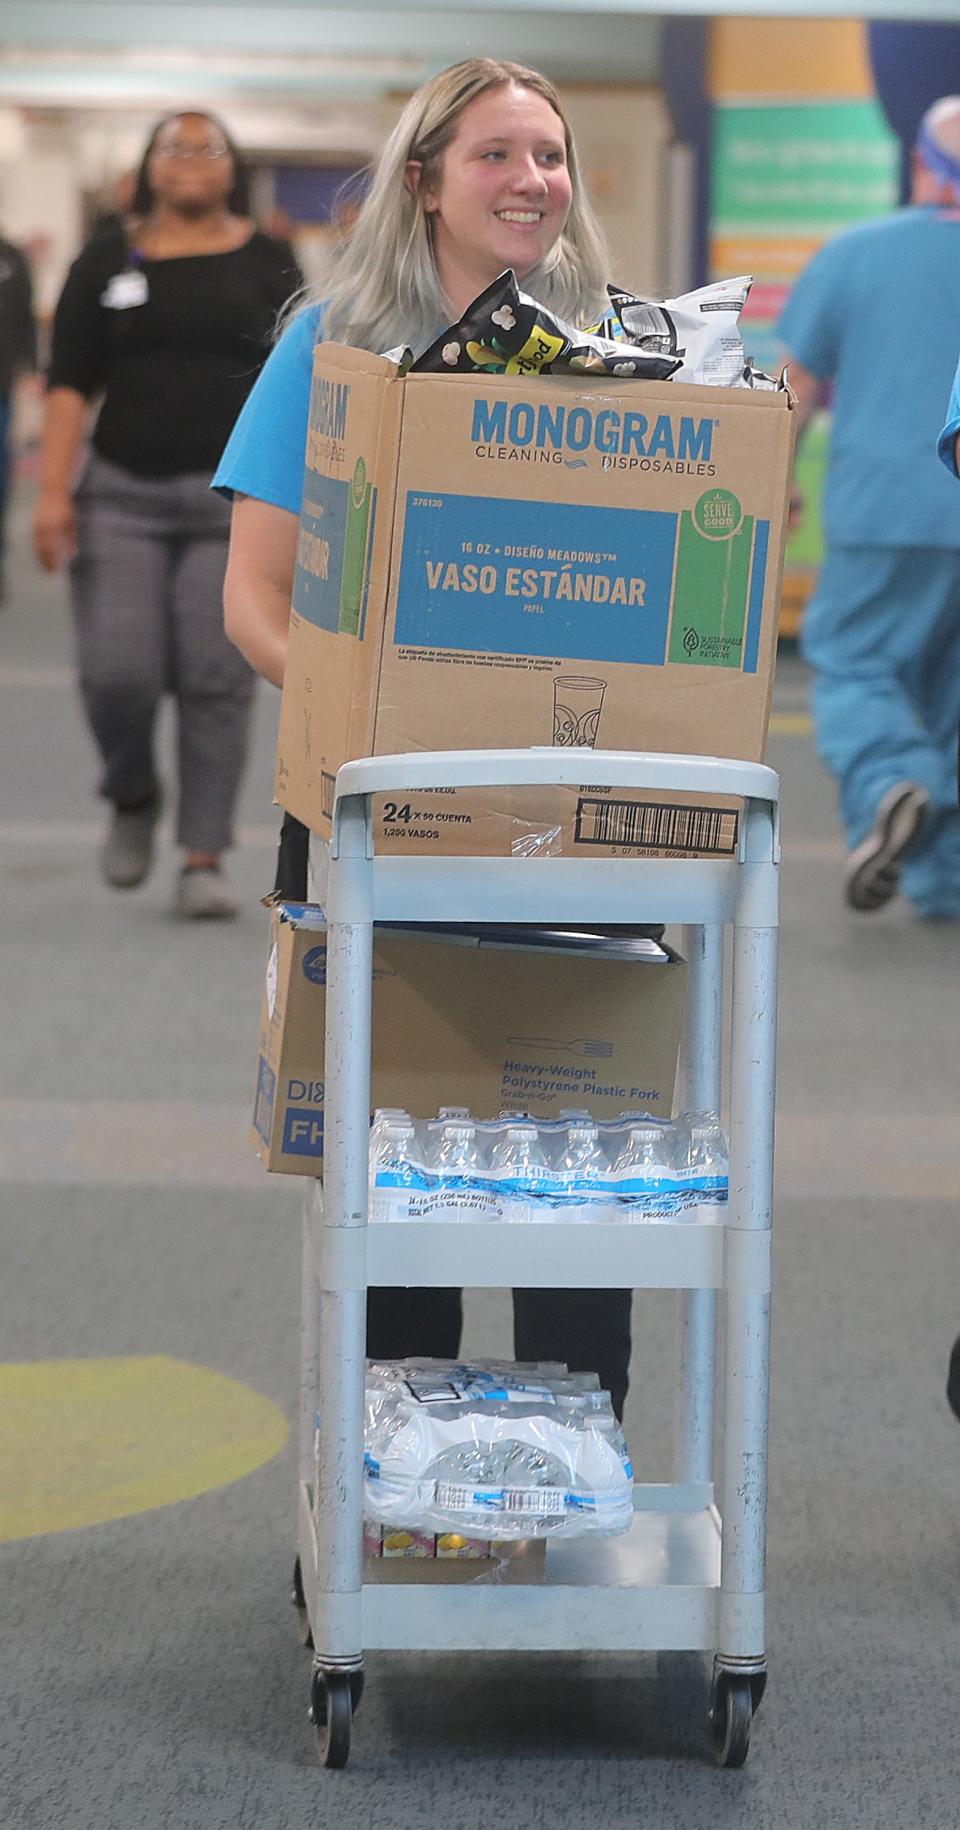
[598,276,755,387]
[412,270,682,381]
[740,357,787,391]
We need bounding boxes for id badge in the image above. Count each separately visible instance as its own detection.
[101,270,149,310]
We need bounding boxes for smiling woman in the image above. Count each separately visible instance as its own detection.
[213,61,639,1423]
[409,82,574,323]
[216,59,611,689]
[319,57,609,361]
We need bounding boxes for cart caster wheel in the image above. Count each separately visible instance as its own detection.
[291,1556,313,1649]
[310,1669,360,1768]
[309,1667,364,1722]
[711,1672,754,1768]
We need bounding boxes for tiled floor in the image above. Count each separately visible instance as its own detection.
[2,486,959,1829]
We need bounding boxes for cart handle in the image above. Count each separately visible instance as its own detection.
[332,748,779,845]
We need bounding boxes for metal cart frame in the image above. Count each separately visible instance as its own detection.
[295,749,778,1769]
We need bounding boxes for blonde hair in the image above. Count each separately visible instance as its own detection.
[315,59,610,353]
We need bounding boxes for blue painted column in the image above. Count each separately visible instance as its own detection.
[869,21,960,201]
[661,16,711,289]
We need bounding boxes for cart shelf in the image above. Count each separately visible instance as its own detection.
[306,1194,771,1295]
[299,1483,723,1654]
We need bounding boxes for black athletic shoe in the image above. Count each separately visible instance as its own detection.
[947,1335,960,1423]
[843,782,929,913]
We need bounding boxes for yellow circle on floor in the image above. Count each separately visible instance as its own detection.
[0,1355,289,1542]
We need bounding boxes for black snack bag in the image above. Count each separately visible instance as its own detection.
[412,271,682,381]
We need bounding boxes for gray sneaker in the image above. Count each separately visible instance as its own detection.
[843,782,930,912]
[174,864,239,920]
[101,798,162,889]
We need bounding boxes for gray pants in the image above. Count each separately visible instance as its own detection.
[70,452,255,853]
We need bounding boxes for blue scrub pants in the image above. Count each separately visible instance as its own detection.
[800,545,960,917]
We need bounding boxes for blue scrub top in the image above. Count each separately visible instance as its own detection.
[777,207,960,548]
[938,361,960,476]
[213,301,325,513]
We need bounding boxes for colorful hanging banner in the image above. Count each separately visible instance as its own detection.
[708,23,900,633]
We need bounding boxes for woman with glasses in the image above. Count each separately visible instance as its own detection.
[33,111,303,917]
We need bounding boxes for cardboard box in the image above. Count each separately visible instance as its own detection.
[277,344,796,859]
[252,905,685,1175]
[363,1522,547,1573]
[362,1524,547,1582]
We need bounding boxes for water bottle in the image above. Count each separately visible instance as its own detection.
[369,1108,411,1176]
[427,1437,571,1531]
[369,1121,426,1224]
[611,1121,677,1217]
[557,1123,609,1216]
[612,1121,673,1172]
[680,1110,729,1209]
[488,1124,552,1210]
[432,1121,480,1179]
[373,1121,422,1186]
[370,1107,408,1148]
[437,1105,471,1121]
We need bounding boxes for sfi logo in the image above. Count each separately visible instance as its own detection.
[682,626,700,657]
[302,945,327,986]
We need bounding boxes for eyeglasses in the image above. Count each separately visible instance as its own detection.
[154,143,230,162]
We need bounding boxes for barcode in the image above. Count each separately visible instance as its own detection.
[321,772,336,820]
[575,797,739,856]
[433,1483,566,1516]
[502,1488,565,1515]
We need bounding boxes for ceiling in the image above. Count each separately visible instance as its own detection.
[1,3,958,109]
[0,5,662,104]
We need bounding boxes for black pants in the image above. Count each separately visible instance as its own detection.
[367,1286,633,1420]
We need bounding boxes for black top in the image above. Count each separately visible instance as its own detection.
[48,226,303,477]
[0,236,37,394]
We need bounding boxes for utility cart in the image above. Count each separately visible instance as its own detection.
[293,748,778,1770]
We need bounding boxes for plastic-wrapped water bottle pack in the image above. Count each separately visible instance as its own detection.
[362,1358,634,1539]
[369,1105,728,1224]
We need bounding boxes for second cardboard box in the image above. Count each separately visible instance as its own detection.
[253,907,686,1175]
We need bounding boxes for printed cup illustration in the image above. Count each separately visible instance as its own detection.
[552,674,607,748]
[338,455,371,636]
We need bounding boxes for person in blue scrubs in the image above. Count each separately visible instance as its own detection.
[936,314,960,1423]
[937,334,960,823]
[938,322,960,487]
[778,97,960,920]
